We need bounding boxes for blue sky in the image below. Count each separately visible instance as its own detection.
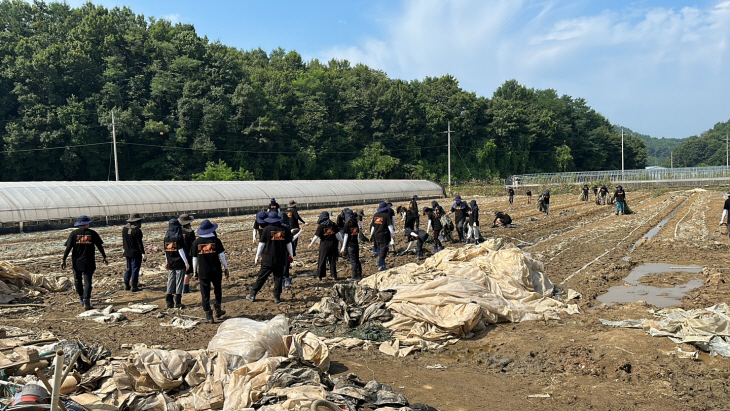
[65,0,730,139]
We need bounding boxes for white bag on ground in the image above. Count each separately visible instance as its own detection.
[208,315,289,363]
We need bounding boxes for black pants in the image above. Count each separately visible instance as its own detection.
[376,240,389,269]
[433,229,442,249]
[509,195,514,205]
[73,268,93,302]
[199,275,222,312]
[347,245,362,280]
[317,243,338,279]
[251,265,284,298]
[455,218,466,240]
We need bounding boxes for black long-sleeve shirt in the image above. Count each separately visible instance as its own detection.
[63,228,106,271]
[122,226,145,257]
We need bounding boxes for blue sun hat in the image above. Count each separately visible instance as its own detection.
[454,195,462,202]
[197,219,219,235]
[376,202,391,213]
[264,211,283,224]
[74,215,93,226]
[255,211,268,225]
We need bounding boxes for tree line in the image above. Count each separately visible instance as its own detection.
[0,1,648,183]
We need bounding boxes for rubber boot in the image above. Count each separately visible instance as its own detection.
[131,280,140,293]
[273,295,282,304]
[182,284,191,294]
[213,304,226,320]
[204,310,214,324]
[246,291,256,302]
[124,280,131,291]
[433,245,439,253]
[165,294,174,309]
[79,295,84,307]
[83,299,93,311]
[174,294,184,309]
[416,252,423,260]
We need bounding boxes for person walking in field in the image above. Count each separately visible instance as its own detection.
[163,219,189,309]
[409,195,420,230]
[178,213,195,294]
[370,202,396,271]
[543,190,551,215]
[449,195,470,242]
[465,199,480,244]
[309,211,343,280]
[252,210,268,243]
[192,219,229,323]
[600,185,608,205]
[62,216,108,310]
[719,193,730,239]
[340,209,362,281]
[122,213,146,292]
[424,207,444,252]
[592,185,599,199]
[508,188,515,205]
[614,185,627,215]
[526,190,532,205]
[581,185,589,201]
[250,212,294,303]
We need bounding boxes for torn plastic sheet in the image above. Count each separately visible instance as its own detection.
[600,303,730,357]
[207,315,289,363]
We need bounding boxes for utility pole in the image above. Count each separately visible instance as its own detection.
[446,122,452,194]
[726,132,728,168]
[112,110,119,181]
[621,127,624,182]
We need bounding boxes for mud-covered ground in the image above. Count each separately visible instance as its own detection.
[2,188,730,410]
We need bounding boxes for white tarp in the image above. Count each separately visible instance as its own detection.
[600,303,730,357]
[360,238,578,349]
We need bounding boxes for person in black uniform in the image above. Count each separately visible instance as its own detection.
[449,195,470,242]
[720,193,730,240]
[599,185,608,205]
[286,200,306,256]
[543,190,551,215]
[409,195,420,230]
[424,207,444,252]
[252,211,268,243]
[309,212,343,280]
[508,188,515,205]
[163,219,189,309]
[466,199,480,244]
[592,185,599,199]
[431,201,446,217]
[581,184,589,201]
[269,198,281,215]
[526,190,532,205]
[493,211,512,226]
[62,216,108,310]
[122,213,146,292]
[192,219,230,323]
[370,201,396,271]
[340,209,362,281]
[178,214,195,294]
[250,212,293,304]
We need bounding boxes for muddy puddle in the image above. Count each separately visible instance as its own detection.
[635,199,687,245]
[597,263,703,307]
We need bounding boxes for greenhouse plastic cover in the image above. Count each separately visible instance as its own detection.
[0,179,443,223]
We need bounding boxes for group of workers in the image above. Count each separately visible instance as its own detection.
[510,184,628,216]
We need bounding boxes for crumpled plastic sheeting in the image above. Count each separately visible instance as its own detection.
[359,239,577,349]
[600,303,730,357]
[77,305,126,323]
[118,304,158,314]
[208,315,289,363]
[307,283,393,328]
[131,348,191,391]
[0,261,72,302]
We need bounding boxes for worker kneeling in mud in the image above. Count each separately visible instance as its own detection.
[493,211,512,227]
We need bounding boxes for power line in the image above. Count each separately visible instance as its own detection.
[0,142,111,154]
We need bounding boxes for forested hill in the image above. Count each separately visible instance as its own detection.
[0,1,648,182]
[613,126,685,167]
[669,120,730,168]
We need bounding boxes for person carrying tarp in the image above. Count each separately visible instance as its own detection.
[61,216,108,311]
[163,219,189,309]
[614,185,627,215]
[192,220,229,323]
[309,212,344,280]
[370,202,396,271]
[424,207,444,252]
[507,188,515,205]
[493,211,512,226]
[122,213,146,292]
[599,184,608,205]
[465,200,480,245]
[581,185,589,201]
[449,195,470,242]
[340,209,362,281]
[178,214,196,294]
[251,212,294,304]
[431,200,446,217]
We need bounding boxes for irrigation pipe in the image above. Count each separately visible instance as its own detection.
[559,198,681,286]
[50,350,64,411]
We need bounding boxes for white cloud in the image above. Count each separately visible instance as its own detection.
[322,0,730,138]
[162,13,180,24]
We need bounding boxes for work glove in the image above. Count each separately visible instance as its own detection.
[288,255,294,263]
[142,254,147,263]
[61,260,66,270]
[389,239,395,246]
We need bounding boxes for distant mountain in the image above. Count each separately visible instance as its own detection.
[613,126,685,167]
[668,120,730,168]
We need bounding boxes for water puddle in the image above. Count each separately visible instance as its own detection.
[634,199,687,246]
[597,263,703,307]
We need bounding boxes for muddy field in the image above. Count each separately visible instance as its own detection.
[2,188,730,410]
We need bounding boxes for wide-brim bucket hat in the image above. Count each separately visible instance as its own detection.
[264,211,283,224]
[197,219,219,235]
[74,215,94,226]
[126,213,143,223]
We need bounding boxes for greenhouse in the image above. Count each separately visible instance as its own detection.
[0,180,444,228]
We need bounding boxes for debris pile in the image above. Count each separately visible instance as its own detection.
[359,238,579,353]
[0,316,436,411]
[600,302,730,357]
[0,261,72,303]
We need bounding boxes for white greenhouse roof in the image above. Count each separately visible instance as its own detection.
[0,180,444,224]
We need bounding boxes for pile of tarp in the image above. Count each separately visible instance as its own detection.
[600,303,730,357]
[359,238,579,353]
[63,315,433,411]
[307,283,394,328]
[0,261,72,303]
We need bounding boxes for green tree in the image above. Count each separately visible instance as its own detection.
[350,142,400,179]
[556,145,574,171]
[193,159,254,181]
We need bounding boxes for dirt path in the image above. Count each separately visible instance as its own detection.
[2,189,730,410]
